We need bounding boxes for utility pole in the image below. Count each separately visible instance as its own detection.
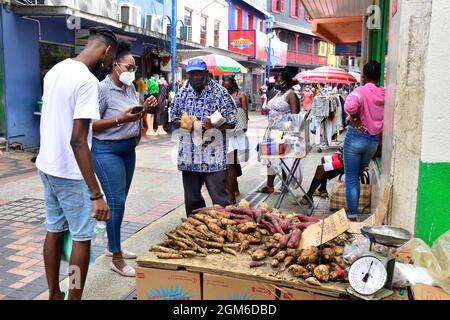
[171,0,177,93]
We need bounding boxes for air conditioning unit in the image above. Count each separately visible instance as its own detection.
[145,14,167,35]
[179,26,192,41]
[120,2,142,28]
[75,0,101,15]
[100,0,118,20]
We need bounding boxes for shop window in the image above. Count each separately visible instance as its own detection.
[214,20,220,48]
[184,8,192,27]
[200,15,208,46]
[271,0,284,13]
[236,7,243,29]
[290,0,301,18]
[248,13,254,30]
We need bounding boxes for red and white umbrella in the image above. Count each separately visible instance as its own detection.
[349,71,361,83]
[295,67,358,84]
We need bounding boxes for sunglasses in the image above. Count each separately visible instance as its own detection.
[117,63,138,72]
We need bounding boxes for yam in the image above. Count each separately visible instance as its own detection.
[334,246,344,256]
[269,247,279,257]
[283,256,296,268]
[207,223,227,237]
[151,246,178,254]
[276,233,291,249]
[251,249,268,261]
[237,222,258,234]
[288,265,310,278]
[270,259,280,268]
[286,249,301,258]
[313,265,330,282]
[275,250,287,262]
[334,256,348,270]
[156,253,183,259]
[239,240,250,253]
[305,277,321,286]
[249,261,266,268]
[297,247,319,266]
[222,247,237,256]
[208,249,221,254]
[306,263,318,272]
[321,247,335,263]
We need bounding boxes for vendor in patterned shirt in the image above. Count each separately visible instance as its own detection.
[171,58,237,216]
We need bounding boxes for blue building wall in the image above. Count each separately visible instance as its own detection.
[228,0,266,31]
[1,9,41,148]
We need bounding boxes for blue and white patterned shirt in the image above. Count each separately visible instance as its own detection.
[171,79,237,173]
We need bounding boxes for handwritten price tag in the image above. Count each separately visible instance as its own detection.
[299,209,350,249]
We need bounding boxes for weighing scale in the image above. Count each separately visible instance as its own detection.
[347,226,412,300]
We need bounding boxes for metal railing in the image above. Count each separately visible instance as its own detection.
[287,51,328,66]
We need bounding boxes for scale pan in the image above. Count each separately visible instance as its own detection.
[361,226,412,247]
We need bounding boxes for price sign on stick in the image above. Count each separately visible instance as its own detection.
[299,209,350,249]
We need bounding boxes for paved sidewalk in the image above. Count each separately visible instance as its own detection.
[1,112,343,300]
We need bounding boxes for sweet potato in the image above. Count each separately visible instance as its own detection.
[287,229,302,249]
[286,249,301,258]
[277,233,291,249]
[222,247,237,256]
[329,271,340,282]
[278,219,291,233]
[313,265,330,282]
[269,247,279,256]
[226,225,235,243]
[207,223,227,237]
[321,247,335,263]
[151,245,178,254]
[220,218,237,226]
[237,222,258,234]
[157,253,183,259]
[288,265,310,278]
[283,256,296,268]
[186,217,204,227]
[306,263,318,272]
[265,214,285,234]
[334,246,344,256]
[254,208,263,224]
[252,249,268,261]
[229,207,254,218]
[239,240,250,253]
[196,239,223,248]
[270,259,280,268]
[305,277,321,286]
[246,234,262,245]
[297,247,319,266]
[249,261,266,268]
[208,249,221,254]
[179,250,198,257]
[275,250,287,262]
[273,233,284,241]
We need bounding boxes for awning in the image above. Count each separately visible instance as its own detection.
[241,0,271,18]
[302,0,373,19]
[273,21,315,37]
[301,0,371,44]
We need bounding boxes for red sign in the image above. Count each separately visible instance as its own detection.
[229,30,256,58]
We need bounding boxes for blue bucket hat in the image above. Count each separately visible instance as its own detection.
[186,58,208,72]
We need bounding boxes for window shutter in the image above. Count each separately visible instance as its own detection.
[298,1,302,17]
[280,0,285,12]
[290,0,295,17]
[271,0,277,12]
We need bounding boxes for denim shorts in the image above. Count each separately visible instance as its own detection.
[39,171,95,242]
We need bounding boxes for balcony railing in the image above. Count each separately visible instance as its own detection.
[287,51,328,66]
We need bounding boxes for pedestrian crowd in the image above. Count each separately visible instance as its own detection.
[35,26,384,299]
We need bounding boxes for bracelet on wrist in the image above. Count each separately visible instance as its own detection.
[90,193,104,201]
[115,117,121,127]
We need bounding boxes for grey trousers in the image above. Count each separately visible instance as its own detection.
[182,170,229,216]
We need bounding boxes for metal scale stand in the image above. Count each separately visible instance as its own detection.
[347,226,412,300]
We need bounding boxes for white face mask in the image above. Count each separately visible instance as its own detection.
[119,71,136,86]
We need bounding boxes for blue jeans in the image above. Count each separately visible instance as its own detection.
[91,137,137,253]
[343,126,380,218]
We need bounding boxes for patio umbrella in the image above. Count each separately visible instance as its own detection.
[180,54,248,76]
[349,71,361,82]
[294,67,357,84]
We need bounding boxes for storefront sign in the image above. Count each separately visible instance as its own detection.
[255,32,287,67]
[229,30,256,57]
[335,42,362,57]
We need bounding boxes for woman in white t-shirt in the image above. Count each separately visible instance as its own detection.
[91,42,157,277]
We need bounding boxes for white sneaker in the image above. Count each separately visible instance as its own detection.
[110,262,136,277]
[105,249,137,259]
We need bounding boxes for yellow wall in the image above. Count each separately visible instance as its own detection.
[327,44,336,66]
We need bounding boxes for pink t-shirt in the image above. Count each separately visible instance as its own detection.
[344,83,385,136]
[303,90,314,111]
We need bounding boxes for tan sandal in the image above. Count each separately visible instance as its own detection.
[257,186,274,194]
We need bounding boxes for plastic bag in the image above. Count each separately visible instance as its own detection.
[407,231,450,293]
[393,263,436,289]
[61,230,96,265]
[343,236,370,264]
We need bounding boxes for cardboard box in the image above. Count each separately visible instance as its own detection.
[411,284,450,300]
[203,274,277,300]
[279,287,342,300]
[136,267,202,300]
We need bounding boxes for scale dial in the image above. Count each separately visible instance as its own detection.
[349,256,388,295]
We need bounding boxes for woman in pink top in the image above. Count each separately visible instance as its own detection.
[302,86,314,111]
[343,61,385,221]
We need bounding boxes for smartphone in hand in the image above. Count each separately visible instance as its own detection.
[131,106,144,114]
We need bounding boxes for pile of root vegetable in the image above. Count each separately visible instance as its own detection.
[150,200,352,285]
